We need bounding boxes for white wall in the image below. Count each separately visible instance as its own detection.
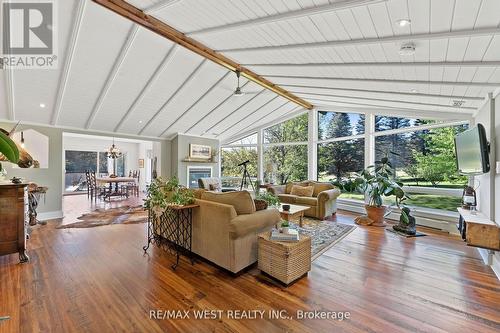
[473,98,495,218]
[473,93,499,280]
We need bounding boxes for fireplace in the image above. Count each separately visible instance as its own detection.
[187,166,212,188]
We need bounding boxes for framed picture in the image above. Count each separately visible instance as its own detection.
[138,159,144,168]
[189,144,212,160]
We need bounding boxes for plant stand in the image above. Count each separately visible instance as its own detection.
[143,204,198,270]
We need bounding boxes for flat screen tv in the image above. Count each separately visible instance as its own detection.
[454,124,490,175]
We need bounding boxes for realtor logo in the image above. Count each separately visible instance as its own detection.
[1,0,58,69]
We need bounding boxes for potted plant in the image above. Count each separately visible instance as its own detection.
[356,153,408,227]
[144,176,195,211]
[0,130,20,181]
[280,220,290,233]
[255,191,280,208]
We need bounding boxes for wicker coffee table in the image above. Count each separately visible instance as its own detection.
[258,231,311,285]
[279,204,309,227]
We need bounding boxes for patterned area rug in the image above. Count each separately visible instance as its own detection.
[289,217,356,261]
[57,206,148,229]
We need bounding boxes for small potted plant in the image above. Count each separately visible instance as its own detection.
[280,220,290,233]
[356,152,408,227]
[144,176,195,211]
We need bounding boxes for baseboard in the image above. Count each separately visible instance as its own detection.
[37,210,63,221]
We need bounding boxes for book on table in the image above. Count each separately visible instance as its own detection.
[270,229,299,242]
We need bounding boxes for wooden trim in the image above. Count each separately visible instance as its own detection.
[91,0,313,110]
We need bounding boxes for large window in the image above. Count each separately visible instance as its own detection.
[264,114,308,143]
[375,124,468,211]
[264,145,308,184]
[222,111,467,214]
[319,111,364,140]
[317,111,365,201]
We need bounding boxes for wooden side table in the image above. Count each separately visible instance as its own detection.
[258,231,311,285]
[144,204,199,270]
[279,204,309,227]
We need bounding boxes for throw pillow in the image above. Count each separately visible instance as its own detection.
[209,183,221,191]
[290,185,314,197]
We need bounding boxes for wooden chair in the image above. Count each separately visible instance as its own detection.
[122,170,140,197]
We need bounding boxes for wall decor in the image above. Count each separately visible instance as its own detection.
[138,159,144,168]
[189,144,211,160]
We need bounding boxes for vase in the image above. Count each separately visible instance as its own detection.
[365,205,387,227]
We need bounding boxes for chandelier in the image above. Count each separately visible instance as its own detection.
[106,138,122,159]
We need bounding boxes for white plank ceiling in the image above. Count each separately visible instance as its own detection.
[2,0,500,141]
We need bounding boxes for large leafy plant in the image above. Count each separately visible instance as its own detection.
[144,176,195,209]
[356,152,409,209]
[255,191,280,207]
[0,130,20,172]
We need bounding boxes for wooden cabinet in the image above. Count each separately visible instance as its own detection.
[0,183,29,262]
[457,208,500,251]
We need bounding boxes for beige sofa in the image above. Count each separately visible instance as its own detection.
[191,191,280,273]
[267,181,341,220]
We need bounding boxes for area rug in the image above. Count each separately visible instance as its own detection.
[57,206,148,229]
[289,217,356,261]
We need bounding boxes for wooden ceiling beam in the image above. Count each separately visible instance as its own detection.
[91,0,313,110]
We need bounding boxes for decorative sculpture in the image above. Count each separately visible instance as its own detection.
[393,207,416,235]
[0,126,34,168]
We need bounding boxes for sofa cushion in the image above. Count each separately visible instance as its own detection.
[201,190,256,215]
[228,209,280,238]
[198,177,221,190]
[285,181,309,194]
[290,185,314,197]
[295,196,318,206]
[277,194,297,204]
[310,181,335,197]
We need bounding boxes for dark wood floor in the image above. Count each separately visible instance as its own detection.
[1,195,499,333]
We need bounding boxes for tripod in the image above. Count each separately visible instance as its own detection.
[239,161,255,192]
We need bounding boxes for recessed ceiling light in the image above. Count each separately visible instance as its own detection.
[410,89,418,93]
[399,42,416,56]
[39,103,46,108]
[139,120,143,124]
[396,19,411,27]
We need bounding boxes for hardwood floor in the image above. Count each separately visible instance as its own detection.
[1,195,499,332]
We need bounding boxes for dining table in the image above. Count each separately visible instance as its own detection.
[96,177,136,200]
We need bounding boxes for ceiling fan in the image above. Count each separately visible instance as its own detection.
[220,70,261,96]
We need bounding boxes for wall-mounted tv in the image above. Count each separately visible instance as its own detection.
[454,123,490,175]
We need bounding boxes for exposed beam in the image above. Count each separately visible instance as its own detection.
[114,44,178,132]
[281,84,486,101]
[245,61,500,68]
[159,71,231,137]
[202,90,267,135]
[217,96,280,136]
[138,59,207,136]
[307,98,475,114]
[85,26,139,129]
[219,27,500,53]
[294,92,476,111]
[184,81,251,135]
[265,75,500,87]
[219,100,290,137]
[91,0,313,110]
[187,0,387,36]
[51,0,87,125]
